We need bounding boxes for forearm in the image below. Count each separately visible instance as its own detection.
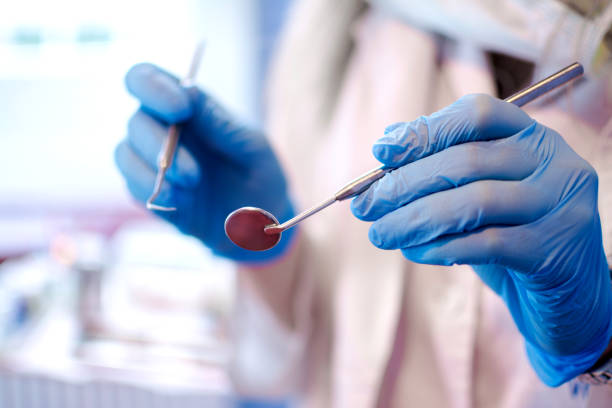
[231,231,316,396]
[236,230,303,329]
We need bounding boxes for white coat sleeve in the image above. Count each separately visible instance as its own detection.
[228,232,317,399]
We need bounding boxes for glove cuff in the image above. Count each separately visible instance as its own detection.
[525,287,612,387]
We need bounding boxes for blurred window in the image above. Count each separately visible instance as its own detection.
[0,0,259,256]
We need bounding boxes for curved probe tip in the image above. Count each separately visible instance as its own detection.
[146,202,177,212]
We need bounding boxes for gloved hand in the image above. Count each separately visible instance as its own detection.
[115,63,296,263]
[351,94,612,386]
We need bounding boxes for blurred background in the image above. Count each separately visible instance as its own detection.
[0,0,292,406]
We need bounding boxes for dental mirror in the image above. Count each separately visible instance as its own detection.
[224,207,282,251]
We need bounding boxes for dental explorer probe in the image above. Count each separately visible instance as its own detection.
[224,62,584,251]
[146,42,206,211]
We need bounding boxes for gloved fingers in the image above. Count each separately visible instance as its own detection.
[125,63,193,124]
[352,138,538,221]
[373,94,534,167]
[186,90,276,166]
[368,179,548,250]
[400,225,539,272]
[126,110,200,188]
[126,63,275,169]
[114,140,177,209]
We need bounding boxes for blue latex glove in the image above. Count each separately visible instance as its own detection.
[115,63,295,262]
[351,94,612,386]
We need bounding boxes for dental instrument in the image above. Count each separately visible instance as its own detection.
[224,62,584,251]
[146,42,206,211]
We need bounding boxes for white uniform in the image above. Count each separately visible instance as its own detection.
[230,2,612,407]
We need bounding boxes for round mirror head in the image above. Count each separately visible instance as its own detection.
[224,207,282,251]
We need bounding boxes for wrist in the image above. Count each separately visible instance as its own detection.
[525,268,612,386]
[576,265,612,385]
[580,333,612,386]
[588,338,612,371]
[587,268,612,372]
